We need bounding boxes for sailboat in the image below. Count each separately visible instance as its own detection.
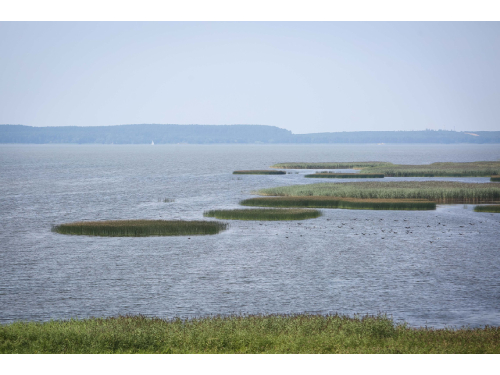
[151,140,154,145]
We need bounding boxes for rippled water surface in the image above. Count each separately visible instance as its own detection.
[1,143,500,327]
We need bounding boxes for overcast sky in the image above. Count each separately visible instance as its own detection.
[1,22,499,133]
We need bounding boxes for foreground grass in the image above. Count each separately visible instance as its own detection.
[474,205,500,213]
[257,181,500,203]
[1,314,499,354]
[305,173,385,179]
[233,170,286,175]
[492,175,500,182]
[271,161,500,177]
[52,220,228,237]
[204,208,321,220]
[241,197,436,211]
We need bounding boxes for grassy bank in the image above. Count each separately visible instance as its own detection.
[241,197,436,211]
[474,205,500,213]
[305,173,384,179]
[52,220,228,237]
[257,181,500,203]
[204,208,321,220]
[271,161,500,177]
[271,162,390,169]
[233,170,286,175]
[492,175,500,182]
[1,314,499,354]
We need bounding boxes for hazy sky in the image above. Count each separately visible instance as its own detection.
[1,22,499,133]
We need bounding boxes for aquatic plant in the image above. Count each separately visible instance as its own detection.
[257,181,500,203]
[52,220,228,237]
[491,175,500,182]
[2,314,499,354]
[240,197,436,210]
[271,162,390,169]
[233,170,286,175]
[305,173,384,179]
[474,205,500,213]
[203,208,321,221]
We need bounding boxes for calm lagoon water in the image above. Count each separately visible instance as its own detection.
[1,143,500,327]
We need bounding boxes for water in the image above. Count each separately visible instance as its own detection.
[1,143,500,327]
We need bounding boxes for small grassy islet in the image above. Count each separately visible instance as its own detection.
[1,314,499,354]
[204,208,321,221]
[241,196,436,211]
[305,172,385,179]
[52,220,228,237]
[257,181,500,204]
[233,170,286,175]
[492,175,500,182]
[474,205,500,213]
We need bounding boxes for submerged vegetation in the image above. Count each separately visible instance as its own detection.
[1,314,499,354]
[474,205,500,213]
[241,197,436,211]
[272,161,500,177]
[257,181,500,203]
[305,173,385,179]
[233,170,286,175]
[492,175,500,182]
[204,208,321,221]
[52,220,228,237]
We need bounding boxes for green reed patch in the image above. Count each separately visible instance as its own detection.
[492,175,500,182]
[52,220,228,237]
[305,173,384,179]
[257,181,500,204]
[204,208,321,221]
[233,170,286,175]
[272,161,500,177]
[474,205,500,213]
[241,196,435,211]
[2,314,499,354]
[271,162,390,169]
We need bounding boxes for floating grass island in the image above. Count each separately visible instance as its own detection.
[257,181,500,204]
[271,161,500,177]
[492,175,500,182]
[2,314,499,354]
[233,170,286,175]
[241,197,436,211]
[305,172,385,179]
[52,220,228,237]
[203,208,321,221]
[474,205,500,213]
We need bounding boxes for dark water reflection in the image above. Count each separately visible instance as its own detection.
[1,144,500,327]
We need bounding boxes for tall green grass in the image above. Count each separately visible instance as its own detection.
[240,197,436,211]
[474,205,500,213]
[271,162,390,169]
[305,173,384,179]
[2,314,499,354]
[52,220,228,237]
[204,208,321,220]
[257,181,500,203]
[233,170,286,175]
[492,175,500,182]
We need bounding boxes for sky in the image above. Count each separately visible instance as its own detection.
[0,22,499,133]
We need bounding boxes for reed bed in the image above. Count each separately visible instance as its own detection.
[241,197,436,211]
[271,162,390,169]
[257,181,500,204]
[492,176,500,182]
[52,220,228,237]
[474,205,500,213]
[204,208,321,221]
[305,173,384,179]
[2,314,499,354]
[233,170,286,175]
[272,161,500,177]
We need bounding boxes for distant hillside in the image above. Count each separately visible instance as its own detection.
[1,124,499,144]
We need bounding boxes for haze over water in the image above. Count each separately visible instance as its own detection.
[1,143,500,327]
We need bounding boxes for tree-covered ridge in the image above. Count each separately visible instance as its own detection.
[1,124,500,144]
